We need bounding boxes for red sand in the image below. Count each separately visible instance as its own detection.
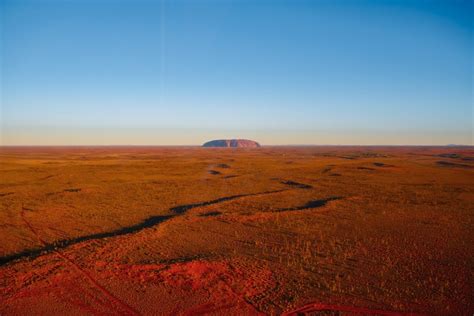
[1,146,473,315]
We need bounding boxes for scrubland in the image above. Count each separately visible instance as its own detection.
[0,146,473,315]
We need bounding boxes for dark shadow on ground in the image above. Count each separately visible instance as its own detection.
[437,161,473,169]
[199,211,222,217]
[215,164,230,169]
[276,197,342,212]
[170,189,286,214]
[280,180,313,189]
[358,167,376,171]
[373,162,394,167]
[0,214,173,266]
[1,189,287,266]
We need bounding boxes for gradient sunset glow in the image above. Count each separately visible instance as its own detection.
[1,0,472,145]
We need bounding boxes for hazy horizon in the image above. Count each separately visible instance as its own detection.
[1,0,473,146]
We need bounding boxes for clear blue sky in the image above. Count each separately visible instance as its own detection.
[1,0,472,145]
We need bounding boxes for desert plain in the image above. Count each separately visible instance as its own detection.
[0,146,473,315]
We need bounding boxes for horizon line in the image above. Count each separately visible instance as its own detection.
[0,144,472,148]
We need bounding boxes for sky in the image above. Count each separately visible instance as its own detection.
[0,0,472,145]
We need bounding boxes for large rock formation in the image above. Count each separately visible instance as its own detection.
[202,139,261,148]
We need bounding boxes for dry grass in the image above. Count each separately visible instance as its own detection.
[0,146,473,315]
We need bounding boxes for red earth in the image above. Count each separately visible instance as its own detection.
[1,146,473,315]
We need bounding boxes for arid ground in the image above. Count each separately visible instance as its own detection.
[0,146,473,315]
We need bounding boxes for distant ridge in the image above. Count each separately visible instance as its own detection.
[202,139,261,148]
